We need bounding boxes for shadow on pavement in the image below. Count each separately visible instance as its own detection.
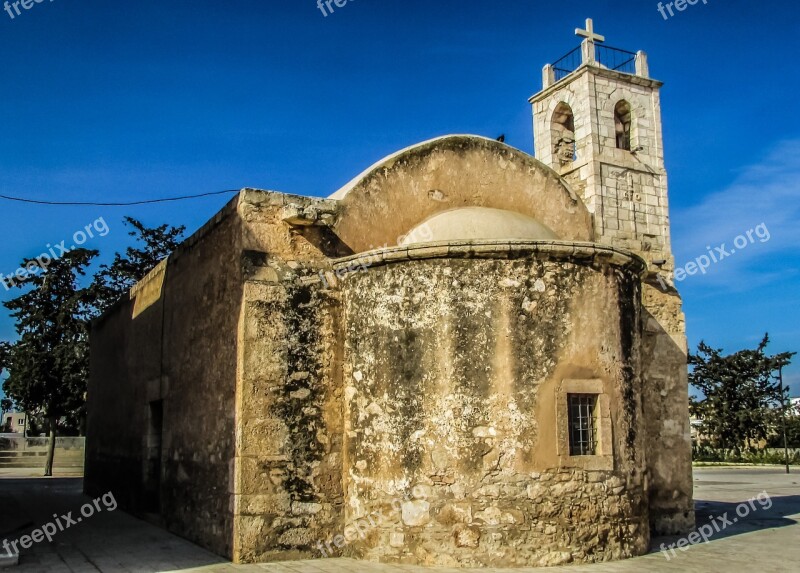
[0,478,227,572]
[649,494,800,554]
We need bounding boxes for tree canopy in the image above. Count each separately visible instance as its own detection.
[690,334,795,455]
[1,217,184,474]
[2,249,98,472]
[91,217,185,312]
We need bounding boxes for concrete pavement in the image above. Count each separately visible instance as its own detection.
[0,467,797,573]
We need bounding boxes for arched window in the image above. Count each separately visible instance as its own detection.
[551,102,576,165]
[614,100,632,151]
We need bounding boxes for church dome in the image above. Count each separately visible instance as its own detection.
[327,135,593,253]
[399,206,558,245]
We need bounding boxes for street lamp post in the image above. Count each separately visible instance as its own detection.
[778,364,790,474]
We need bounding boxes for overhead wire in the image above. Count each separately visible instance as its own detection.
[0,189,240,207]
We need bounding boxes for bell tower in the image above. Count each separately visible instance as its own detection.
[530,19,695,538]
[530,18,671,269]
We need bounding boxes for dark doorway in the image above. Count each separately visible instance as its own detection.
[144,400,163,513]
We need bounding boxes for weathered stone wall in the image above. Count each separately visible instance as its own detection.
[335,242,650,567]
[640,280,694,534]
[158,203,243,554]
[87,198,244,557]
[233,279,343,562]
[86,274,166,511]
[231,190,345,563]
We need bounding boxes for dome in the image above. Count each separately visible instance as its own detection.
[399,206,558,245]
[326,135,592,253]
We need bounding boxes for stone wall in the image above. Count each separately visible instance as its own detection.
[232,278,343,562]
[334,241,650,567]
[85,276,165,511]
[231,190,346,563]
[86,197,244,557]
[640,279,694,534]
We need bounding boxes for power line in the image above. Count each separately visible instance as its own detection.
[0,189,240,206]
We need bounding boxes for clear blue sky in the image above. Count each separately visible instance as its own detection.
[1,0,799,396]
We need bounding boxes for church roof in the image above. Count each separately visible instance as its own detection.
[328,134,593,253]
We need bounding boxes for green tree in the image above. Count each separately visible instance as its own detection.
[92,217,185,312]
[689,334,795,456]
[1,393,12,433]
[1,345,14,431]
[2,249,98,475]
[768,412,800,448]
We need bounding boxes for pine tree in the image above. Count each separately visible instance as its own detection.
[689,334,795,456]
[91,217,184,312]
[2,249,97,475]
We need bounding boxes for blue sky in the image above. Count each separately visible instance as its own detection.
[1,0,799,396]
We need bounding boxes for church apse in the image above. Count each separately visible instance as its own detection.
[335,241,650,566]
[320,135,652,566]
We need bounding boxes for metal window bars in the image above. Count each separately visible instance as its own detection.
[568,394,598,456]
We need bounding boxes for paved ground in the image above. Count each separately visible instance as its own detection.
[0,467,798,572]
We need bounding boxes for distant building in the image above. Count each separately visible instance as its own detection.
[1,411,26,434]
[690,417,702,438]
[690,417,711,445]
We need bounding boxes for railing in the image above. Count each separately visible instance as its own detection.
[551,44,638,81]
[552,46,582,82]
[596,45,637,75]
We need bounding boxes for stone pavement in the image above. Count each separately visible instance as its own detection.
[0,467,797,573]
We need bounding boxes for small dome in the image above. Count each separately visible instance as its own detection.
[399,207,558,245]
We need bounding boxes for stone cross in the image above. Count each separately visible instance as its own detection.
[575,18,605,44]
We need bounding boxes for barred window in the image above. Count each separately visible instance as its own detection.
[568,394,598,456]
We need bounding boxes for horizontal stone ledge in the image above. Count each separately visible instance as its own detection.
[332,240,646,276]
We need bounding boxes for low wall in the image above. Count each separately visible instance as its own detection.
[0,437,85,470]
[766,448,800,455]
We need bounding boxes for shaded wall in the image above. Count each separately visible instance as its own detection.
[86,199,243,557]
[640,280,694,534]
[87,190,347,563]
[336,241,650,567]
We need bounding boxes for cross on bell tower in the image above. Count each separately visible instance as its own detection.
[575,18,605,65]
[575,18,605,44]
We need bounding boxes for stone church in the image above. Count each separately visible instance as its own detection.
[86,20,694,568]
